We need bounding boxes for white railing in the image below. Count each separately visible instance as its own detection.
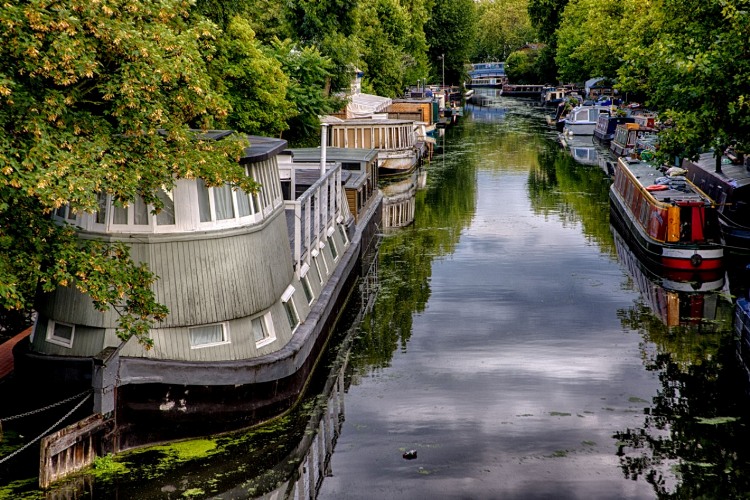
[286,163,343,276]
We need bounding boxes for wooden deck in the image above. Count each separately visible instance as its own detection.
[0,327,32,379]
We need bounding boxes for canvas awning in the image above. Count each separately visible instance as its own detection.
[347,93,393,119]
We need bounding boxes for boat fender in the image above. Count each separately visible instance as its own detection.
[691,254,703,267]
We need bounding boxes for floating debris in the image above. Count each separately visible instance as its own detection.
[403,450,417,460]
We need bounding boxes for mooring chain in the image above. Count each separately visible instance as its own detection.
[0,389,93,422]
[0,391,92,464]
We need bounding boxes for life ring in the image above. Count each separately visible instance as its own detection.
[646,184,668,191]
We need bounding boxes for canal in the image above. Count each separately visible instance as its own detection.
[3,98,749,499]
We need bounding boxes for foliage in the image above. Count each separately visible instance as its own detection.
[506,49,540,84]
[527,0,569,43]
[211,17,296,136]
[474,0,535,62]
[424,0,478,85]
[554,0,630,83]
[620,0,750,162]
[399,0,434,88]
[357,0,412,97]
[0,0,249,347]
[271,39,340,145]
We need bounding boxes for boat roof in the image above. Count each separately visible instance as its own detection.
[619,158,712,204]
[287,147,378,163]
[186,129,288,163]
[683,152,750,192]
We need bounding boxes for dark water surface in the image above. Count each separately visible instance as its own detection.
[2,98,749,499]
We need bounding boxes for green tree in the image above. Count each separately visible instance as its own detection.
[425,0,478,86]
[474,0,535,62]
[554,0,630,83]
[619,0,750,165]
[506,49,539,83]
[0,0,250,346]
[527,0,569,81]
[211,17,296,136]
[271,39,340,145]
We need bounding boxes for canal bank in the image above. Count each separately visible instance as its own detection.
[3,98,750,498]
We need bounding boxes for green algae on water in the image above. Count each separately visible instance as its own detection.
[695,416,740,425]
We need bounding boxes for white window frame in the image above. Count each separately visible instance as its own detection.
[253,312,276,348]
[282,285,301,332]
[46,320,75,348]
[300,264,314,305]
[188,322,230,349]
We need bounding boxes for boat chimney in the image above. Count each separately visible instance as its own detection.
[320,123,328,177]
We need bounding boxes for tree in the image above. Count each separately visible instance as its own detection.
[0,0,250,346]
[474,0,535,62]
[554,0,630,83]
[425,0,478,86]
[618,0,750,165]
[527,0,569,81]
[211,17,297,136]
[271,39,340,145]
[506,49,540,83]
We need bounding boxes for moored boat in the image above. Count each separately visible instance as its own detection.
[610,122,656,157]
[681,152,750,253]
[593,114,634,143]
[467,62,507,88]
[14,131,383,453]
[562,104,610,135]
[609,157,723,272]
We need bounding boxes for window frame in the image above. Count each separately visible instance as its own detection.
[46,320,75,348]
[252,312,276,348]
[188,322,230,349]
[281,285,301,332]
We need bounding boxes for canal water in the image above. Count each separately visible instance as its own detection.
[2,98,749,499]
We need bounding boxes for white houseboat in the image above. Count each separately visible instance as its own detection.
[15,131,382,452]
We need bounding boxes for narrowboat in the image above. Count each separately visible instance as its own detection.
[609,114,657,157]
[609,157,723,272]
[501,83,546,98]
[593,114,634,143]
[15,131,382,451]
[681,152,750,252]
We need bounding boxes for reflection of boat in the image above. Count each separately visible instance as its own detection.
[381,169,419,230]
[467,62,506,88]
[613,223,724,328]
[463,102,507,123]
[559,134,600,166]
[17,132,382,455]
[467,87,504,107]
[682,152,750,252]
[609,157,723,272]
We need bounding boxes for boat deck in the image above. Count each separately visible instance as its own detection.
[0,327,32,379]
[622,159,711,204]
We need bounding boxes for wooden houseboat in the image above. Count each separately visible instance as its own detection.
[540,87,567,107]
[15,132,382,452]
[324,118,421,176]
[467,62,507,88]
[681,152,750,252]
[593,114,634,143]
[609,157,723,272]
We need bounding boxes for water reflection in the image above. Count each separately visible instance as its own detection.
[381,170,418,231]
[611,216,747,498]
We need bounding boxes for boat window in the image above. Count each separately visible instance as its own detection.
[301,274,314,304]
[46,320,75,348]
[155,188,176,226]
[281,286,300,332]
[189,323,229,348]
[252,313,276,347]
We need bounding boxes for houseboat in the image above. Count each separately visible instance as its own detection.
[324,118,421,176]
[609,157,723,272]
[502,84,546,98]
[467,62,507,88]
[681,152,750,252]
[540,87,568,107]
[15,131,383,452]
[593,114,634,143]
[610,122,657,157]
[562,104,610,135]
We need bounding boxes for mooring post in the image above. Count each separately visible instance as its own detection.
[92,346,119,415]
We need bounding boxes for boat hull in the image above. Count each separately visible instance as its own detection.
[609,178,722,273]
